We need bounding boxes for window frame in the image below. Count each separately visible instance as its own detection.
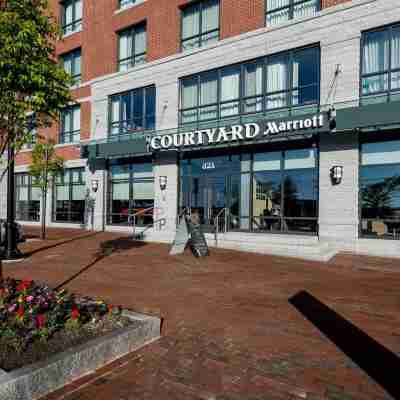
[118,0,145,11]
[265,0,320,26]
[179,45,320,128]
[360,23,400,104]
[61,48,82,86]
[15,173,41,222]
[61,0,82,36]
[117,22,147,72]
[108,85,156,137]
[180,0,220,52]
[60,105,81,144]
[52,168,86,224]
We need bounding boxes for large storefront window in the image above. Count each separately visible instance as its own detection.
[180,147,318,235]
[361,24,400,104]
[15,174,41,222]
[179,46,319,128]
[107,162,154,226]
[53,168,86,223]
[360,140,400,239]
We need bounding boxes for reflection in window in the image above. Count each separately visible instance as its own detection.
[360,140,400,239]
[60,105,80,144]
[181,0,219,51]
[15,174,41,222]
[110,86,155,136]
[61,0,82,36]
[53,168,86,223]
[266,0,318,27]
[61,48,81,86]
[179,46,319,127]
[361,24,400,104]
[118,23,146,72]
[108,163,154,226]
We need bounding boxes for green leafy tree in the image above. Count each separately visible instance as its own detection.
[29,141,63,240]
[0,0,72,158]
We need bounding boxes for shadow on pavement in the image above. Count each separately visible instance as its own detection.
[54,237,147,290]
[289,290,400,399]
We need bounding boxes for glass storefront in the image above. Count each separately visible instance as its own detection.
[180,146,318,234]
[360,140,400,239]
[15,173,41,222]
[53,168,86,223]
[107,162,154,226]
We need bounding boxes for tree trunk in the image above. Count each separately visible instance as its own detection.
[41,190,47,240]
[0,259,3,283]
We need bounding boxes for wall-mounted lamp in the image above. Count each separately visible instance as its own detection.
[91,179,99,193]
[330,165,343,185]
[159,176,167,191]
[328,106,337,132]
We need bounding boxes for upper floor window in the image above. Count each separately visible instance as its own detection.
[361,24,400,104]
[181,0,219,51]
[118,23,146,72]
[266,0,319,26]
[61,48,81,86]
[110,86,156,136]
[23,114,37,149]
[179,46,319,127]
[61,0,82,36]
[119,0,145,11]
[60,105,80,144]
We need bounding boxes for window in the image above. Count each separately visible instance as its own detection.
[181,0,219,51]
[107,162,154,226]
[360,140,400,240]
[60,105,80,144]
[179,46,319,127]
[110,86,155,136]
[118,23,146,71]
[23,114,37,149]
[61,49,81,86]
[53,168,86,223]
[119,0,145,10]
[15,174,41,222]
[361,24,400,104]
[266,0,319,26]
[61,0,82,36]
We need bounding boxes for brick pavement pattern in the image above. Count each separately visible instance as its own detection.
[3,227,400,400]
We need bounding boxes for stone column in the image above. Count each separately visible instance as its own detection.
[318,132,359,244]
[86,165,106,232]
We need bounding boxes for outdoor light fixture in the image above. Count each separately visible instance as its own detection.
[91,179,99,193]
[159,176,167,191]
[330,165,343,185]
[328,106,337,132]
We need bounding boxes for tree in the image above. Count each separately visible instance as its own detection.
[29,141,64,240]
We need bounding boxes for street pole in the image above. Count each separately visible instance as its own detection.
[4,143,21,260]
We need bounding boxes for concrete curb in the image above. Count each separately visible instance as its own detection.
[0,310,161,400]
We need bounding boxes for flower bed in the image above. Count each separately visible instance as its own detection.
[0,278,131,371]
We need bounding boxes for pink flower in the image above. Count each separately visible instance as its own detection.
[8,304,17,313]
[26,295,34,303]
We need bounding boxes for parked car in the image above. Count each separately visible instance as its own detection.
[0,219,24,249]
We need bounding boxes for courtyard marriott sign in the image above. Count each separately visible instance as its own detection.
[150,114,325,150]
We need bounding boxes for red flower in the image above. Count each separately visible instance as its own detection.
[108,304,113,313]
[71,308,80,320]
[16,306,24,319]
[16,280,33,292]
[36,314,46,329]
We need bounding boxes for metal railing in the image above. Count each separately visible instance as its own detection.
[128,207,154,238]
[214,208,228,247]
[134,217,167,240]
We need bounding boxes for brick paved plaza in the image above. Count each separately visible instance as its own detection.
[3,228,400,400]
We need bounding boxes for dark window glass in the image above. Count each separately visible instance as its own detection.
[361,24,400,104]
[266,0,319,27]
[360,140,400,240]
[107,163,154,226]
[61,0,82,36]
[60,105,80,144]
[53,168,86,223]
[181,0,219,51]
[179,46,319,128]
[110,86,155,136]
[118,23,146,71]
[15,174,41,222]
[61,48,81,86]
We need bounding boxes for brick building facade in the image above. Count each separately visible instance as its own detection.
[2,0,400,260]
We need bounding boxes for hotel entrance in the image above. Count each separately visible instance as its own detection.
[180,155,240,231]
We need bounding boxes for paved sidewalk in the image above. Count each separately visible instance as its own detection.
[4,227,400,400]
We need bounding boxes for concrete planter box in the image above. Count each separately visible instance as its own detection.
[0,311,161,400]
